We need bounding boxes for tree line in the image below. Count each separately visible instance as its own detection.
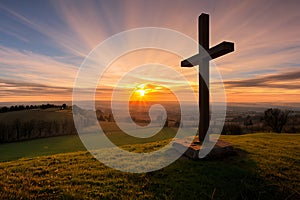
[0,104,67,113]
[222,108,298,135]
[0,118,76,143]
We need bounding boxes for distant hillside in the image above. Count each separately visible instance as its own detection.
[0,108,76,143]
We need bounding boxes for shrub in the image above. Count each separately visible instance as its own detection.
[222,123,242,135]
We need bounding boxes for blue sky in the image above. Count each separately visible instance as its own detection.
[0,0,300,102]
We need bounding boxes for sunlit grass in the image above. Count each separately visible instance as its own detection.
[220,133,300,196]
[0,133,299,199]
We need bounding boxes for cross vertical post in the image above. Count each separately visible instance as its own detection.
[198,13,210,142]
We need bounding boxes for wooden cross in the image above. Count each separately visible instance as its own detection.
[181,13,234,142]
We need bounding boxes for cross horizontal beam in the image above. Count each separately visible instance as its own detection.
[181,41,234,67]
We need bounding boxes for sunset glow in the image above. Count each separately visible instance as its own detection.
[0,1,299,104]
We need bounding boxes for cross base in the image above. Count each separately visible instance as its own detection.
[173,138,235,160]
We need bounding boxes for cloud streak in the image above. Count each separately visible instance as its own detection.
[224,69,300,90]
[0,45,78,87]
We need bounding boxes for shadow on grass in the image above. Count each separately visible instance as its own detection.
[140,149,292,200]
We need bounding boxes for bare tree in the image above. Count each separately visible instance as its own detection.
[264,108,290,133]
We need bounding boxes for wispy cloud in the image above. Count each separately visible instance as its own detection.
[224,69,300,89]
[0,45,78,87]
[0,3,89,57]
[0,78,73,102]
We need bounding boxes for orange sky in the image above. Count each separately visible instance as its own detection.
[1,0,300,104]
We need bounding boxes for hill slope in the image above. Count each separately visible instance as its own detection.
[0,133,299,199]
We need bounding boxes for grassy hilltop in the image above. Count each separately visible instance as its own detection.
[0,133,299,199]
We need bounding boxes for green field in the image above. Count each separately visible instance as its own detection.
[0,135,85,161]
[0,133,299,199]
[0,126,177,161]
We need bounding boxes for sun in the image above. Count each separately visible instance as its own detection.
[132,84,156,100]
[134,84,147,98]
[137,89,145,97]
